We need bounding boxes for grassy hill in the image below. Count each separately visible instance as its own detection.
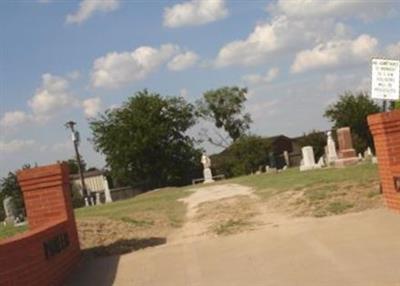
[1,163,382,256]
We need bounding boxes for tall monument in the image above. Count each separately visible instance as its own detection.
[201,153,214,183]
[326,131,338,165]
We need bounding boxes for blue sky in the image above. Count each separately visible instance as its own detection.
[1,0,399,176]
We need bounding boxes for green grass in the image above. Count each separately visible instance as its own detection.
[0,224,28,240]
[75,187,191,228]
[230,163,378,200]
[326,201,354,214]
[212,219,251,236]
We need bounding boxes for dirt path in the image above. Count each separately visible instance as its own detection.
[68,208,400,286]
[169,184,257,243]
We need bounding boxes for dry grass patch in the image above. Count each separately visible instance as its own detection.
[195,195,260,236]
[268,181,383,218]
[75,187,190,256]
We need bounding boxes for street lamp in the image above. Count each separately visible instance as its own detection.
[65,121,91,206]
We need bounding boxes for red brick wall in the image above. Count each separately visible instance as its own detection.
[368,110,400,213]
[0,163,81,286]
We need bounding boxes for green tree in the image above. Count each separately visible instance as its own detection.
[212,135,271,177]
[63,158,85,175]
[197,86,252,147]
[89,90,202,188]
[298,130,326,160]
[324,91,382,153]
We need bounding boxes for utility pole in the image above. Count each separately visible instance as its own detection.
[65,121,91,206]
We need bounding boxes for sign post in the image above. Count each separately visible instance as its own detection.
[371,58,400,111]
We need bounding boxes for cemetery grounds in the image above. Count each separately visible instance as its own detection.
[73,163,382,256]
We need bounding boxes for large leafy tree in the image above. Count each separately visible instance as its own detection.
[324,91,382,153]
[90,90,202,188]
[197,86,252,147]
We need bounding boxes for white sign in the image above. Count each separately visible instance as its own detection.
[371,58,400,100]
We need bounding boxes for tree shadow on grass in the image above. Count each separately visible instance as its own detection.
[66,237,166,286]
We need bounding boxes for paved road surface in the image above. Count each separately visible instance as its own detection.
[67,209,400,286]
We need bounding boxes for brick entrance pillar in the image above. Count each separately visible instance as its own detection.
[368,110,400,213]
[0,163,81,286]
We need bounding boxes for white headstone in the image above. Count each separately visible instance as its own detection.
[95,192,102,205]
[326,131,338,164]
[283,151,290,167]
[203,168,214,183]
[3,197,16,225]
[317,157,325,168]
[300,146,317,171]
[201,153,214,183]
[103,177,113,203]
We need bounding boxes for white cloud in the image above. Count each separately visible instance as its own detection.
[215,16,331,67]
[168,51,199,71]
[269,0,397,21]
[248,99,280,120]
[163,0,228,28]
[179,88,189,98]
[386,41,400,58]
[91,44,178,88]
[28,73,76,120]
[356,76,371,92]
[82,97,102,117]
[242,68,279,85]
[1,73,77,129]
[0,139,35,154]
[291,34,378,73]
[66,0,120,24]
[0,111,31,128]
[67,70,81,80]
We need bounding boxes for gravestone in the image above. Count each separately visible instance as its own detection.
[95,192,102,205]
[3,196,17,225]
[364,147,373,161]
[201,153,214,183]
[283,151,290,167]
[326,131,338,165]
[335,127,358,167]
[317,157,325,168]
[300,146,318,171]
[103,177,113,203]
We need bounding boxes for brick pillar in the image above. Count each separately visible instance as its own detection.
[368,110,400,213]
[17,163,80,245]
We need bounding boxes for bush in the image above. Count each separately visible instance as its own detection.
[70,187,85,209]
[212,135,272,178]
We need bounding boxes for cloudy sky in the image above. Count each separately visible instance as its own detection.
[1,0,399,176]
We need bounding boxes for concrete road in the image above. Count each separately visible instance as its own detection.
[67,209,400,286]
